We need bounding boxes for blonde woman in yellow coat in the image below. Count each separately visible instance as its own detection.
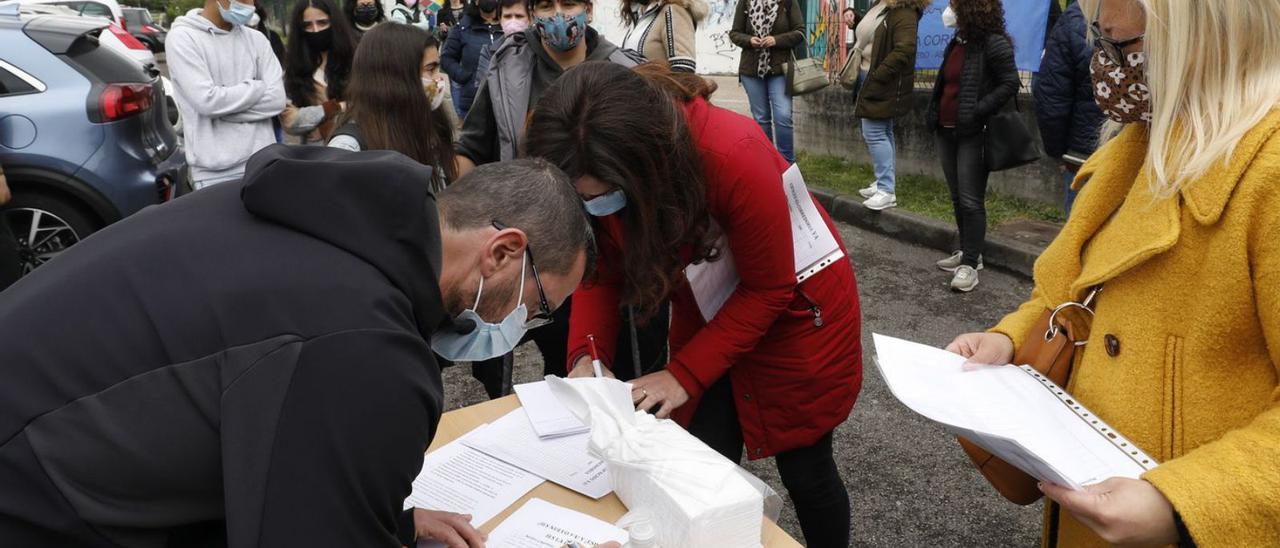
[946,0,1280,546]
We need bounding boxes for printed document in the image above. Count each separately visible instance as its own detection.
[485,498,629,548]
[872,334,1157,489]
[463,409,613,499]
[514,381,590,439]
[403,427,544,530]
[686,164,843,321]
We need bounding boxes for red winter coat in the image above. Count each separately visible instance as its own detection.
[566,98,863,459]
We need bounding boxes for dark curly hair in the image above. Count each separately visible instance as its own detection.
[524,62,719,321]
[951,0,1012,43]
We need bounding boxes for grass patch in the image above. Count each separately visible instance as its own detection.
[797,152,1066,226]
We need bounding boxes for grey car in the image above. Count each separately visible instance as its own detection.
[0,5,187,277]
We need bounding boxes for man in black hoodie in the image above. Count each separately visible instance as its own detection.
[0,146,593,547]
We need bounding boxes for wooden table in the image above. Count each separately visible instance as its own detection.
[428,395,804,547]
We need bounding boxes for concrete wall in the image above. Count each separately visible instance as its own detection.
[794,87,1064,207]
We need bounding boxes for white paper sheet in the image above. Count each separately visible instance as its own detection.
[403,427,545,532]
[485,498,628,548]
[462,409,613,499]
[871,334,1157,489]
[686,164,844,321]
[514,381,590,439]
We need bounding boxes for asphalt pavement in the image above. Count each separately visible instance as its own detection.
[441,221,1043,547]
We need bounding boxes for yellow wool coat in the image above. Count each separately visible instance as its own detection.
[991,108,1280,548]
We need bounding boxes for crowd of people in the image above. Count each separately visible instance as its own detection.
[0,0,1278,547]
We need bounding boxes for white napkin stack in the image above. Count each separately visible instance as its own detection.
[546,376,778,548]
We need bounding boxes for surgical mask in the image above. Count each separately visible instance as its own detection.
[431,253,532,361]
[583,189,626,217]
[354,4,379,24]
[535,11,587,52]
[941,5,957,29]
[1089,48,1151,124]
[217,0,257,27]
[303,28,333,51]
[422,76,447,110]
[403,0,418,7]
[248,12,261,27]
[502,18,529,35]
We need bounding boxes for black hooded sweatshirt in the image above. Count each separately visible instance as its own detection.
[0,145,447,547]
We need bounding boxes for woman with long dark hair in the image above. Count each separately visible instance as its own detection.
[346,0,386,35]
[282,0,359,144]
[526,62,863,548]
[328,23,458,191]
[926,0,1019,291]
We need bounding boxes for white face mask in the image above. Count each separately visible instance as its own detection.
[421,76,446,110]
[942,5,957,29]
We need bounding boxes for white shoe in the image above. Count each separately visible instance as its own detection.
[858,183,878,199]
[950,265,980,292]
[863,191,897,211]
[936,251,983,272]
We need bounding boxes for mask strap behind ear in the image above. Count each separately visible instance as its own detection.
[516,250,528,306]
[471,275,485,310]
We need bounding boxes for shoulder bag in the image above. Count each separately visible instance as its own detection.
[983,93,1043,172]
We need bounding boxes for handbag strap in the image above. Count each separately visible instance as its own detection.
[1046,286,1102,345]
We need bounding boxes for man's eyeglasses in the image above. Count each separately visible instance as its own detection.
[1089,4,1143,65]
[492,221,554,328]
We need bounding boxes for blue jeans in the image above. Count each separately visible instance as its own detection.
[1063,169,1079,217]
[740,74,794,163]
[857,70,896,194]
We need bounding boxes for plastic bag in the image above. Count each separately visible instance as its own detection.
[546,376,782,548]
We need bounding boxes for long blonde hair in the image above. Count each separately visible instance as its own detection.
[1085,0,1280,198]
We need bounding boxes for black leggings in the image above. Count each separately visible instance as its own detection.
[687,377,851,548]
[935,127,991,268]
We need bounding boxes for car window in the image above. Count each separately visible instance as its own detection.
[0,63,39,97]
[123,10,143,28]
[79,2,112,19]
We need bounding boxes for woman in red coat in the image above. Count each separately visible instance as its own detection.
[525,62,862,548]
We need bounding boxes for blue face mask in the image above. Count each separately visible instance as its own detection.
[431,253,531,361]
[217,0,257,27]
[534,11,587,52]
[583,189,626,217]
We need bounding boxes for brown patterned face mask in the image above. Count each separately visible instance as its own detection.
[1090,48,1152,124]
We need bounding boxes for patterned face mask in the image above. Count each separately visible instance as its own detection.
[535,11,587,52]
[1090,48,1152,124]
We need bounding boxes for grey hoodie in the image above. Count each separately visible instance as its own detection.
[167,10,285,185]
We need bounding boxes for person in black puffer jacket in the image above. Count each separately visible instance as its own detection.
[925,0,1020,293]
[441,1,504,120]
[1033,1,1104,216]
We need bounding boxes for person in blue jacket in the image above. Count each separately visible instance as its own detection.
[1033,1,1104,216]
[441,0,504,120]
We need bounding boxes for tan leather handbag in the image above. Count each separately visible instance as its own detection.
[958,287,1100,505]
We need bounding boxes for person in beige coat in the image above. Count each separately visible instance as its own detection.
[618,0,708,72]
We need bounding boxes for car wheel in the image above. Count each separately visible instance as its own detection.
[0,192,98,276]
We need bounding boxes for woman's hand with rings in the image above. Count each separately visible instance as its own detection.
[629,370,689,419]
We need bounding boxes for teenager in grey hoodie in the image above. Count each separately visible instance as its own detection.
[167,0,286,189]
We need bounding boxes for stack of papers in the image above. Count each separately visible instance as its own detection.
[872,334,1157,489]
[485,498,628,548]
[403,427,544,544]
[514,381,590,439]
[462,408,613,499]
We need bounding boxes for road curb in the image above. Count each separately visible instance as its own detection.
[810,188,1042,278]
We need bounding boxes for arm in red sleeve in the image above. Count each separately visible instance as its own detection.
[566,218,626,373]
[665,138,797,400]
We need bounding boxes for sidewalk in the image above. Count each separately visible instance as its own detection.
[707,75,1058,278]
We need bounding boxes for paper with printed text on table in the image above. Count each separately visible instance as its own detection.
[686,163,844,321]
[404,426,544,548]
[462,408,613,499]
[872,333,1158,490]
[485,498,628,548]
